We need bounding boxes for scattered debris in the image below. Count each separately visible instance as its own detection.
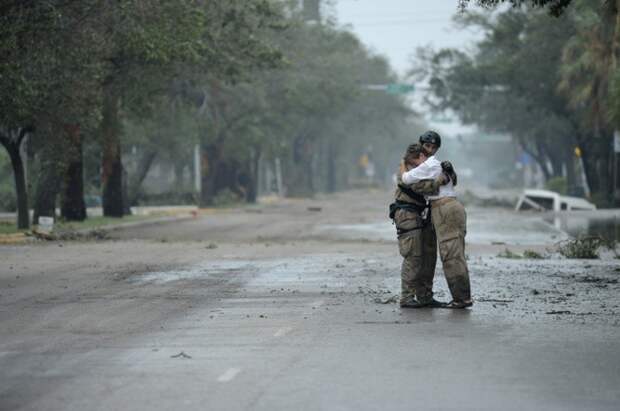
[30,228,109,241]
[307,207,322,212]
[477,298,514,303]
[374,295,399,304]
[171,351,192,359]
[205,243,218,249]
[577,276,618,285]
[546,310,572,315]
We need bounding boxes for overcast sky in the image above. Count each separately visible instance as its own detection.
[332,0,482,77]
[331,0,484,134]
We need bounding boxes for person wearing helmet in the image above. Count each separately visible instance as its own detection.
[419,130,457,184]
[401,131,472,309]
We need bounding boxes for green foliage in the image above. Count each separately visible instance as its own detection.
[557,236,603,259]
[0,153,15,212]
[497,248,523,259]
[414,8,577,179]
[459,0,574,16]
[523,249,544,259]
[416,3,620,204]
[498,248,546,259]
[608,68,620,128]
[2,0,421,211]
[212,188,243,207]
[545,176,568,195]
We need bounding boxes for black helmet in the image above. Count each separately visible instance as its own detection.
[419,130,441,148]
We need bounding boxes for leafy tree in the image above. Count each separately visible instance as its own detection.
[0,1,102,227]
[459,0,574,16]
[414,9,579,182]
[96,0,285,216]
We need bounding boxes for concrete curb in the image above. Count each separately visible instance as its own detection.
[74,213,198,235]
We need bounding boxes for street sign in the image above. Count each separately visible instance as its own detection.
[363,83,420,94]
[386,84,415,95]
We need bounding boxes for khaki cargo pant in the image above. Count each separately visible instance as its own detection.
[397,216,437,304]
[430,197,471,303]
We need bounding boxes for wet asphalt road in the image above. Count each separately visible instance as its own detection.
[1,190,620,410]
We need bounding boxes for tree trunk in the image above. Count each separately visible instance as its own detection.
[246,148,260,203]
[61,124,86,221]
[326,140,336,193]
[33,140,62,224]
[286,132,315,197]
[200,143,222,206]
[122,165,131,215]
[518,137,551,182]
[1,138,29,229]
[129,149,157,205]
[101,84,124,217]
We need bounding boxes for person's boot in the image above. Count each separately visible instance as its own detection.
[443,300,473,309]
[424,298,447,308]
[400,296,428,308]
[401,296,447,308]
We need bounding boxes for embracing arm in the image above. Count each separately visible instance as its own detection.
[401,160,441,184]
[408,176,447,195]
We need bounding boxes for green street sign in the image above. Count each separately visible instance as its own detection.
[386,84,415,95]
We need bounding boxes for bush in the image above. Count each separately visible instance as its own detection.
[557,236,603,259]
[545,176,567,195]
[212,188,242,207]
[523,250,544,259]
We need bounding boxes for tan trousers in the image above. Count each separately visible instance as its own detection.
[430,197,471,302]
[397,221,437,303]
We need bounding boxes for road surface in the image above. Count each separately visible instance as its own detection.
[1,190,619,410]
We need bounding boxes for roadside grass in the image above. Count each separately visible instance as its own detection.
[0,214,153,235]
[522,250,544,259]
[497,248,523,259]
[497,248,545,259]
[0,221,26,235]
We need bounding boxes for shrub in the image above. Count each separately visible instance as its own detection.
[557,236,603,259]
[545,176,567,195]
[523,250,544,259]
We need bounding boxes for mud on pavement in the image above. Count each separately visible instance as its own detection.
[1,189,620,410]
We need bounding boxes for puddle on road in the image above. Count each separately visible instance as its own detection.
[124,247,620,326]
[129,260,255,284]
[545,213,620,243]
[317,208,567,245]
[130,255,353,287]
